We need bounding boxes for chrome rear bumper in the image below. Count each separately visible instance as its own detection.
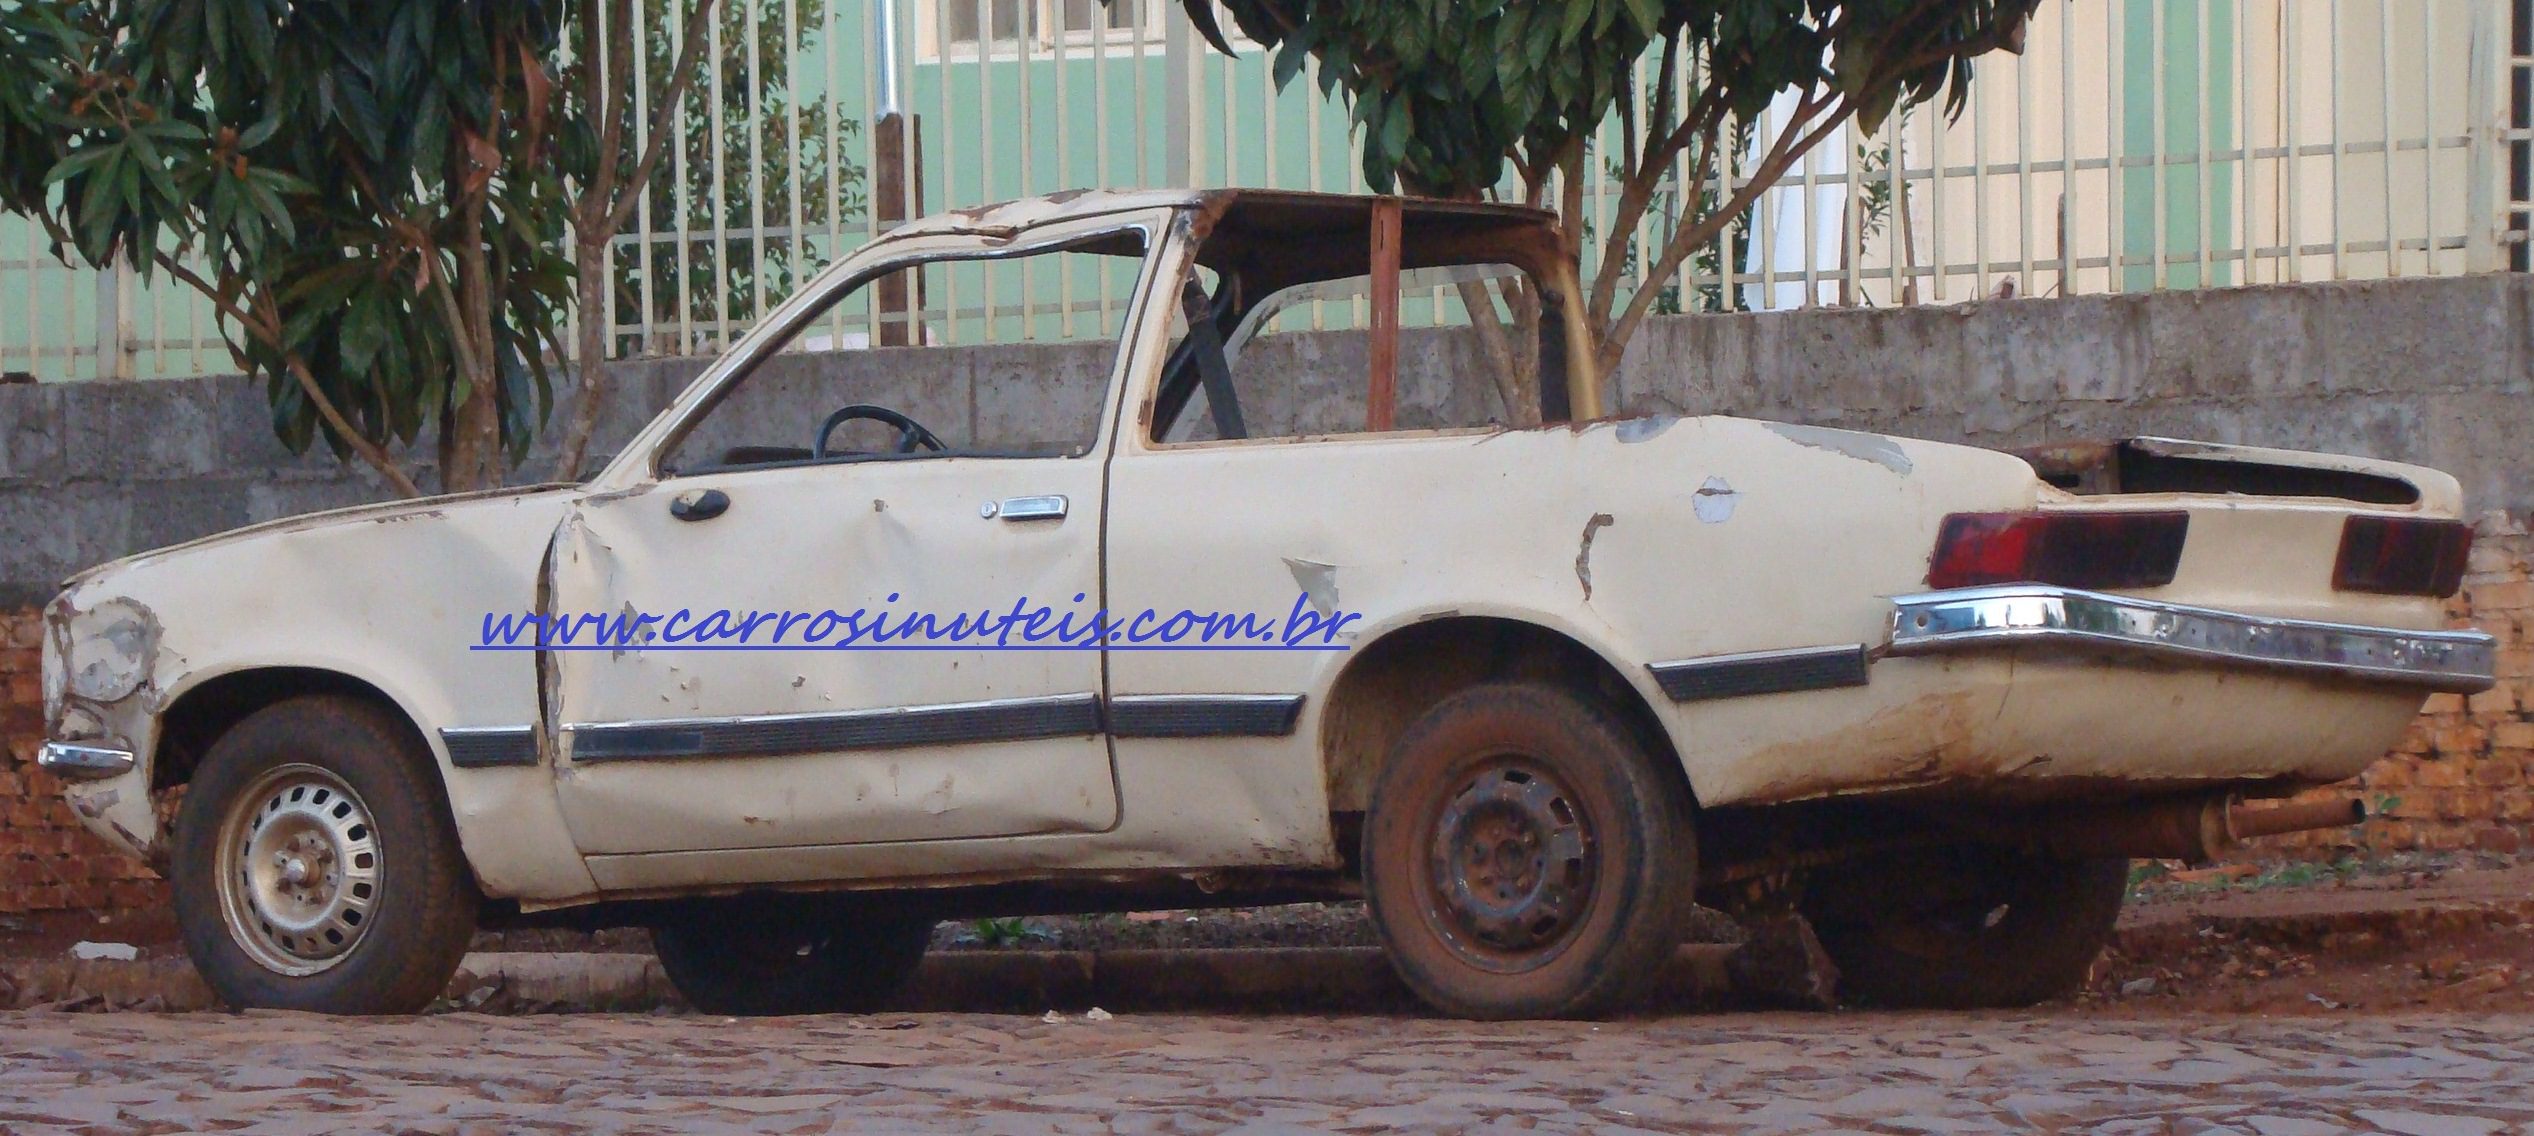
[1887,584,2496,693]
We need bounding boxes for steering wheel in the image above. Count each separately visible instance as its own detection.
[813,404,947,459]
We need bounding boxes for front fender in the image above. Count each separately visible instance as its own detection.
[42,486,602,904]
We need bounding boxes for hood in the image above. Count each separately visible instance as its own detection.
[60,482,582,595]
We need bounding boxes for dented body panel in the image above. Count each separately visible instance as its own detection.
[43,489,597,899]
[39,190,2494,911]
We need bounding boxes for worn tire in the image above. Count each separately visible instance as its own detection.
[1801,846,2128,1009]
[171,695,478,1014]
[1363,682,1694,1020]
[653,899,933,1016]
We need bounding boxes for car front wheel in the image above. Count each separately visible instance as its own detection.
[652,899,934,1016]
[1363,682,1695,1020]
[171,696,479,1014]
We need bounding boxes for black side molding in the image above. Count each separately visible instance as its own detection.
[479,692,1313,769]
[1647,644,1870,702]
[570,694,1105,763]
[439,726,539,769]
[1108,694,1305,738]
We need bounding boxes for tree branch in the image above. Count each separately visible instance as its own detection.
[556,0,726,483]
[151,250,423,498]
[1555,134,1585,267]
[426,260,486,385]
[587,0,631,210]
[1600,90,1854,371]
[1454,277,1536,428]
[602,0,721,234]
[1586,84,1722,327]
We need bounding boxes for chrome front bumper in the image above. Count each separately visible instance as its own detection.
[36,741,137,781]
[1887,584,2497,693]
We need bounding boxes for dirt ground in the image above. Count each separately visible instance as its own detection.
[2079,855,2534,1016]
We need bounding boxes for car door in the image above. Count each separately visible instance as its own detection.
[541,214,1168,860]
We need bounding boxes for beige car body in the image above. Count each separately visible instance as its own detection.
[41,190,2496,911]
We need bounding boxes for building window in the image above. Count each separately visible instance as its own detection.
[928,0,1153,56]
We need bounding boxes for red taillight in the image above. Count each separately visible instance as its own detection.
[1928,511,2191,590]
[2333,516,2470,597]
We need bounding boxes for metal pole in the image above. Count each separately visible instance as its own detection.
[2466,0,2504,272]
[96,260,132,380]
[1164,2,1197,186]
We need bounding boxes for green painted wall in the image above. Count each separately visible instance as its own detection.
[2121,0,2236,291]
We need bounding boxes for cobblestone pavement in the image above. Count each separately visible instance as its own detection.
[2,1009,2531,1135]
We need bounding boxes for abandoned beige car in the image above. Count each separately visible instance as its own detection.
[41,189,2495,1019]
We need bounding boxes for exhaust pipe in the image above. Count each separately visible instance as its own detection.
[2007,794,2366,863]
[2228,796,2368,841]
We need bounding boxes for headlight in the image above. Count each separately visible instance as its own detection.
[61,598,156,704]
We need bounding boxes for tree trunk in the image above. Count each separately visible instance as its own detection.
[442,379,503,493]
[441,201,506,494]
[556,231,611,481]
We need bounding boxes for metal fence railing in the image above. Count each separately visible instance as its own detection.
[2,0,2525,381]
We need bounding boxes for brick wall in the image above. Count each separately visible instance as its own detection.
[2268,520,2534,858]
[0,606,165,915]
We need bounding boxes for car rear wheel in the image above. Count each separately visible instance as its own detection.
[652,899,934,1016]
[1800,845,2128,1009]
[1363,682,1694,1020]
[171,696,478,1014]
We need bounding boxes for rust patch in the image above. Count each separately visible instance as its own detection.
[1731,688,2001,804]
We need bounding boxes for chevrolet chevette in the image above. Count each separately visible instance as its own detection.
[40,189,2496,1019]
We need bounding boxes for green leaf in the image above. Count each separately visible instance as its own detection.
[340,288,390,375]
[1272,41,1308,90]
[1619,0,1662,36]
[237,109,283,151]
[1377,97,1411,167]
[43,146,117,186]
[1558,1,1593,44]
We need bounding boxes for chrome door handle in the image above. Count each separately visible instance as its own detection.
[986,494,1068,522]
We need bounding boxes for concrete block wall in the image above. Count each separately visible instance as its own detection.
[1607,275,2534,518]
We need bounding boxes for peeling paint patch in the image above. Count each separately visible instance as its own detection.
[611,600,646,661]
[1764,422,1914,475]
[1693,477,1740,524]
[1575,514,1615,600]
[1614,415,1679,443]
[1284,558,1339,618]
[63,598,159,704]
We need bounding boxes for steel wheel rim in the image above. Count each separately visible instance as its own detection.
[213,763,382,977]
[1421,755,1597,972]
